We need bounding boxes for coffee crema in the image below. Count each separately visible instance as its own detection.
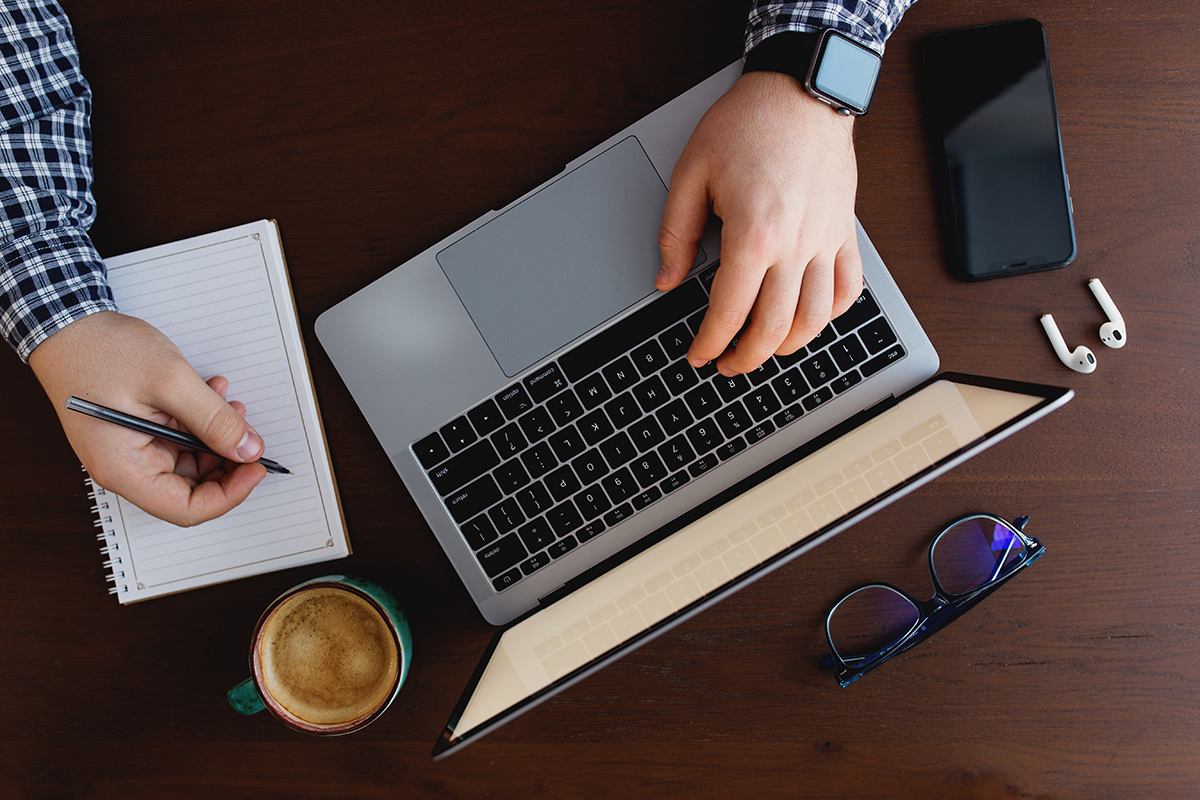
[256,586,400,729]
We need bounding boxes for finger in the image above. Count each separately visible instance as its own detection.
[140,463,267,527]
[716,261,804,374]
[154,370,264,464]
[829,238,865,321]
[687,254,765,369]
[657,162,710,290]
[790,252,838,348]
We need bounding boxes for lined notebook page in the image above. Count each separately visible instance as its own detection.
[93,220,348,603]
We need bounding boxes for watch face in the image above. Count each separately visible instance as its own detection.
[811,32,881,114]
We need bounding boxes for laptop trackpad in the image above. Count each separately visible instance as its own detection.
[437,136,690,378]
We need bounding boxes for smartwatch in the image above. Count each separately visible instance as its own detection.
[743,30,883,116]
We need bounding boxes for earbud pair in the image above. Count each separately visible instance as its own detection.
[1040,278,1125,374]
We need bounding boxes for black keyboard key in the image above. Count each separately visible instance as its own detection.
[515,482,554,518]
[520,551,551,576]
[660,322,692,360]
[492,422,528,459]
[604,503,634,527]
[686,308,706,336]
[429,439,500,496]
[546,464,582,503]
[715,401,753,438]
[629,416,666,452]
[599,431,638,469]
[860,344,906,377]
[517,517,556,552]
[462,514,499,550]
[859,318,899,355]
[802,386,835,412]
[716,437,748,461]
[545,390,584,426]
[631,486,662,510]
[496,383,533,420]
[445,474,502,523]
[520,441,558,478]
[774,404,803,428]
[517,406,555,444]
[571,449,610,486]
[574,484,611,518]
[578,408,615,445]
[524,362,568,404]
[771,368,808,405]
[747,420,775,444]
[547,426,586,462]
[699,264,719,293]
[656,398,694,436]
[547,502,584,536]
[685,418,725,455]
[492,568,521,592]
[440,416,476,452]
[602,467,639,503]
[660,434,696,470]
[831,371,863,394]
[830,335,868,372]
[661,361,700,395]
[477,533,526,577]
[808,324,838,352]
[688,454,719,478]
[547,535,578,559]
[714,373,751,403]
[632,374,670,412]
[605,392,641,429]
[661,471,689,494]
[743,386,782,422]
[602,356,640,393]
[832,288,881,335]
[630,452,668,487]
[799,351,838,389]
[413,432,450,469]
[576,373,612,410]
[747,359,779,385]
[576,521,606,543]
[776,346,807,368]
[488,499,525,534]
[683,382,721,418]
[467,399,505,437]
[631,339,669,377]
[494,459,531,494]
[559,279,707,381]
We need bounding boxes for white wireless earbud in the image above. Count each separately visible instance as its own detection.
[1040,313,1096,373]
[1088,278,1126,348]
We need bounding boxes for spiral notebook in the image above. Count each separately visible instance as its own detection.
[89,220,349,603]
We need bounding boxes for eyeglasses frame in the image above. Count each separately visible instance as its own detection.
[824,513,1045,687]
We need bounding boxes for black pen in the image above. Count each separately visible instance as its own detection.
[65,396,292,474]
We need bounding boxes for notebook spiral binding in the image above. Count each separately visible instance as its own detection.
[84,467,128,596]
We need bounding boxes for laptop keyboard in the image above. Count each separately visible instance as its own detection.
[411,266,906,594]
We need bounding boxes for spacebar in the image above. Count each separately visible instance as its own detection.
[559,279,708,382]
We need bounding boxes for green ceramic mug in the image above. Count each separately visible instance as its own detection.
[227,575,411,735]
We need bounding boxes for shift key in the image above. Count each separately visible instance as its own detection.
[429,439,500,496]
[444,474,502,523]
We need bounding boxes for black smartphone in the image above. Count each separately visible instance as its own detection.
[919,18,1075,281]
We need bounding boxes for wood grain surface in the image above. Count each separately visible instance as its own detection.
[3,1,1198,798]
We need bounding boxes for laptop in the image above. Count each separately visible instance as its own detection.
[314,61,1072,754]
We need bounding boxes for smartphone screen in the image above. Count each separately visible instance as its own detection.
[920,19,1075,281]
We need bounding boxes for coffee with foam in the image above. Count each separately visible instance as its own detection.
[255,585,400,730]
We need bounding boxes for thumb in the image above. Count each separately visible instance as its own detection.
[657,164,710,291]
[159,373,264,463]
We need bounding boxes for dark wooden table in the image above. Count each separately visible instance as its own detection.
[4,1,1198,797]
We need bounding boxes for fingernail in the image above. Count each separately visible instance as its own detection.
[235,430,264,461]
[688,357,708,368]
[655,266,669,285]
[718,366,737,378]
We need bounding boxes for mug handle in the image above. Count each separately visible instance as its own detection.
[227,678,267,715]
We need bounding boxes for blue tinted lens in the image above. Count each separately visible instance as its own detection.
[931,517,1026,596]
[828,585,920,660]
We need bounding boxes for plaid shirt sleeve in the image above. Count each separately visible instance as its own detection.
[0,0,115,363]
[745,0,919,55]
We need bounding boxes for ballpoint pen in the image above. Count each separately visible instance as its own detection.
[65,396,292,474]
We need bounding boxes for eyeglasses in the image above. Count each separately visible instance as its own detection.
[823,513,1044,687]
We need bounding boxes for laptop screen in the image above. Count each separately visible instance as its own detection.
[433,374,1071,758]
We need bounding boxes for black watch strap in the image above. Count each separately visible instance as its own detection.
[742,31,821,80]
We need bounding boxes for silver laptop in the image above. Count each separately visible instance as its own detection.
[316,62,942,626]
